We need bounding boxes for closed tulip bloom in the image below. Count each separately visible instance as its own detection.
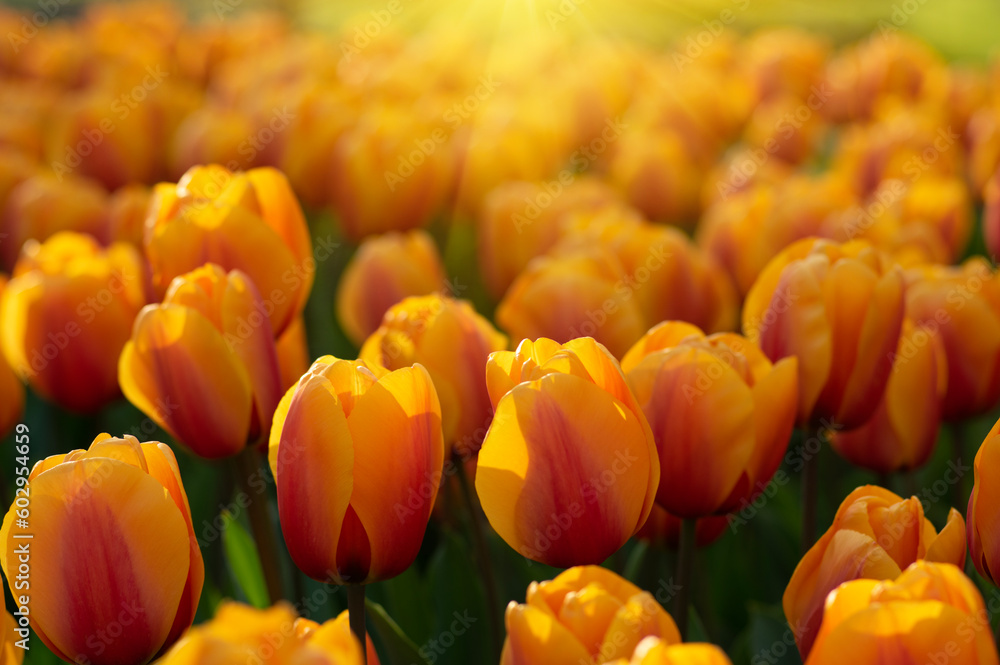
[783,485,966,658]
[157,602,368,665]
[360,294,507,454]
[501,566,680,665]
[0,276,23,438]
[477,337,659,566]
[1,232,146,412]
[0,172,107,269]
[0,434,204,665]
[608,637,734,665]
[337,230,446,347]
[636,505,728,550]
[830,320,946,473]
[807,562,999,665]
[269,356,444,584]
[2,610,23,665]
[145,164,313,336]
[622,321,798,518]
[968,418,1000,586]
[743,238,905,429]
[904,259,1000,420]
[496,249,647,359]
[119,264,283,459]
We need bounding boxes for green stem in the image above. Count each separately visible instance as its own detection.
[348,584,368,665]
[233,447,284,603]
[454,453,503,660]
[674,518,696,640]
[801,442,819,553]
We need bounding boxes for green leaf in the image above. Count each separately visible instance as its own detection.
[366,598,432,665]
[221,509,269,609]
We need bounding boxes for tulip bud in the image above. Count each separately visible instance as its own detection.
[622,321,797,518]
[968,418,1000,586]
[0,172,107,270]
[1,232,146,412]
[360,294,507,455]
[904,259,1000,420]
[157,602,369,665]
[477,337,659,566]
[830,320,945,473]
[269,356,444,584]
[337,230,447,347]
[0,275,23,439]
[501,566,680,665]
[807,562,998,664]
[145,164,313,336]
[783,485,966,658]
[0,434,204,665]
[119,264,282,459]
[743,238,905,429]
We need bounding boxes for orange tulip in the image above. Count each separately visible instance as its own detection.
[477,178,622,300]
[830,320,946,473]
[0,172,107,269]
[904,259,1000,420]
[104,183,153,248]
[622,321,798,518]
[145,164,314,336]
[360,294,507,454]
[0,434,204,665]
[501,566,680,665]
[119,264,283,459]
[783,485,966,658]
[157,602,369,665]
[636,505,728,550]
[968,417,1000,586]
[0,275,23,438]
[477,337,658,566]
[742,238,905,429]
[337,230,446,347]
[2,609,24,665]
[1,232,146,412]
[608,638,734,665]
[269,356,444,584]
[807,562,999,665]
[496,249,647,359]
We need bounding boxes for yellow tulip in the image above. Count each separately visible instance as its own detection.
[477,337,658,566]
[0,434,204,665]
[119,264,283,459]
[501,566,680,665]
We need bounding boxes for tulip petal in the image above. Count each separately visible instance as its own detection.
[502,603,592,665]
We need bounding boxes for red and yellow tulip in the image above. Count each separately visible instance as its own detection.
[968,417,1000,586]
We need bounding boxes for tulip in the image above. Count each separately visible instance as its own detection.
[156,602,369,665]
[104,184,153,248]
[807,561,999,665]
[2,609,23,665]
[276,315,310,392]
[0,433,204,665]
[501,566,680,665]
[830,320,945,473]
[968,417,1000,586]
[742,238,905,430]
[360,294,507,454]
[904,259,1000,421]
[145,164,314,336]
[741,27,830,102]
[622,321,797,517]
[608,637,734,665]
[168,107,262,178]
[477,337,659,566]
[636,505,728,550]
[0,172,107,269]
[783,485,966,658]
[119,263,283,459]
[269,355,444,584]
[329,104,451,241]
[0,232,146,412]
[496,249,647,359]
[983,167,1000,269]
[337,230,446,347]
[0,275,23,439]
[477,178,622,300]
